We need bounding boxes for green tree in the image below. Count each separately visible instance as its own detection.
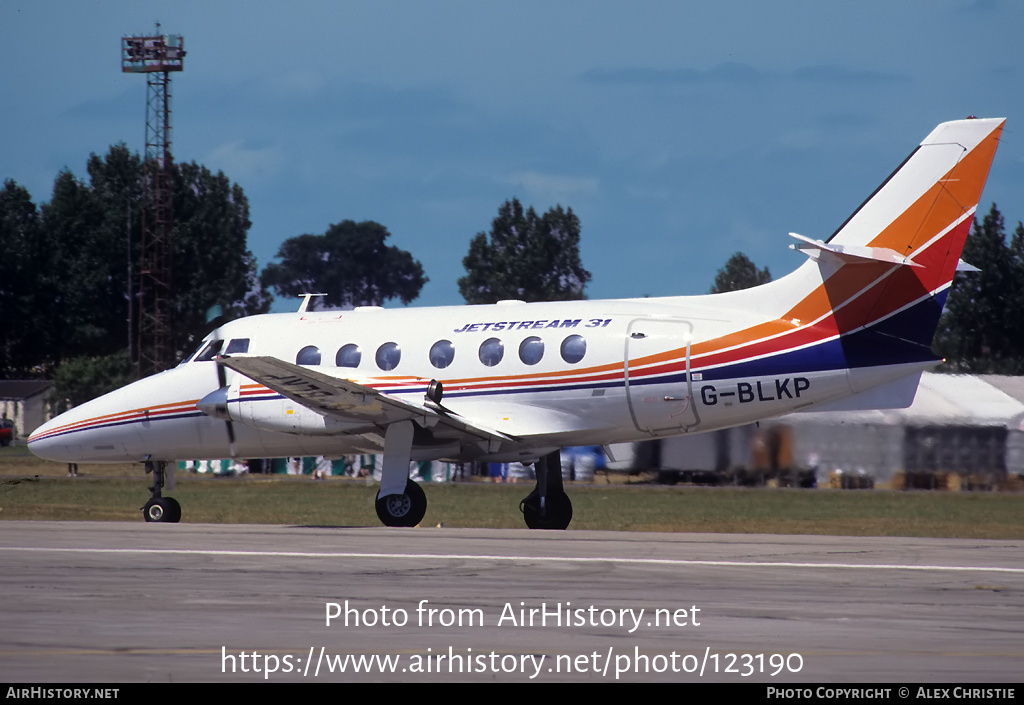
[50,351,135,413]
[172,161,271,350]
[1009,221,1024,358]
[261,220,427,310]
[83,144,143,358]
[935,204,1024,373]
[708,252,772,293]
[0,180,46,377]
[0,144,271,382]
[458,198,591,304]
[41,169,125,362]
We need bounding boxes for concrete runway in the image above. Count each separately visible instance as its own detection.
[0,521,1021,683]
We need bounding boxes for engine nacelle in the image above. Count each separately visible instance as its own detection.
[198,385,366,435]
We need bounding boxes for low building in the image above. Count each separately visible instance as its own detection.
[785,373,1024,487]
[609,373,1024,488]
[0,381,52,444]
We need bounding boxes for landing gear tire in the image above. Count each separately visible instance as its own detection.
[520,489,573,530]
[520,449,573,529]
[143,496,181,523]
[375,480,426,527]
[164,497,182,522]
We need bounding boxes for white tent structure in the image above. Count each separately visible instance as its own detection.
[608,374,1024,488]
[780,373,1024,485]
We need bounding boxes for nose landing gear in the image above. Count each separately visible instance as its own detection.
[141,460,181,523]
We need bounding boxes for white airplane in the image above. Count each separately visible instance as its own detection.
[29,117,1005,529]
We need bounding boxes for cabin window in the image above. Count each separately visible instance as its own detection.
[429,340,455,369]
[296,345,321,365]
[194,339,224,362]
[478,338,504,367]
[336,343,361,368]
[225,338,250,355]
[519,336,544,365]
[376,342,401,371]
[560,334,586,364]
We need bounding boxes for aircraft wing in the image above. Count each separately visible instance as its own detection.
[217,355,513,448]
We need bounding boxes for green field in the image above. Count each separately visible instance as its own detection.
[3,446,1023,537]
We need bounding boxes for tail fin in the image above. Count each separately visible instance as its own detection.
[786,118,1005,362]
[688,119,1004,384]
[829,118,1004,256]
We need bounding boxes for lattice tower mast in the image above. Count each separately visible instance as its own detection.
[121,27,185,378]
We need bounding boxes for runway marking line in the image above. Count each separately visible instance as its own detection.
[1,546,1022,574]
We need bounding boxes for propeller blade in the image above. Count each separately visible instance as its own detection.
[214,356,238,458]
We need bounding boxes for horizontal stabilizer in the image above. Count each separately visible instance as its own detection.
[789,233,923,267]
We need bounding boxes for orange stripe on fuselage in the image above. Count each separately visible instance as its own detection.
[30,398,202,441]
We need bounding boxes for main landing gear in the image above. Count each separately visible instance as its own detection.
[520,450,573,530]
[141,460,181,523]
[372,418,574,529]
[375,420,429,527]
[375,479,427,527]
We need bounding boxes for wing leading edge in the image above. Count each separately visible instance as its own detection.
[216,355,513,451]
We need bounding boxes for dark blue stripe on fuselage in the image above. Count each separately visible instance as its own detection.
[632,293,944,386]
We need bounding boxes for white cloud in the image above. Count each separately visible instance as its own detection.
[204,140,286,184]
[267,69,326,97]
[502,170,599,203]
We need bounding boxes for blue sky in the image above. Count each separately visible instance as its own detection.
[3,1,1022,310]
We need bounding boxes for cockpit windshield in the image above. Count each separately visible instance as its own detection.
[179,340,207,366]
[193,339,224,362]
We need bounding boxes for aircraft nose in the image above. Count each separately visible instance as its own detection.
[27,416,75,462]
[27,364,219,464]
[26,393,134,463]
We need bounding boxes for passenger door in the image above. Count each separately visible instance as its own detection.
[625,318,700,434]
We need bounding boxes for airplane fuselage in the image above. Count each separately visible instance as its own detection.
[28,292,928,465]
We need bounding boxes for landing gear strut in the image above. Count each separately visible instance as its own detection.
[520,450,573,530]
[141,460,181,523]
[375,420,427,527]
